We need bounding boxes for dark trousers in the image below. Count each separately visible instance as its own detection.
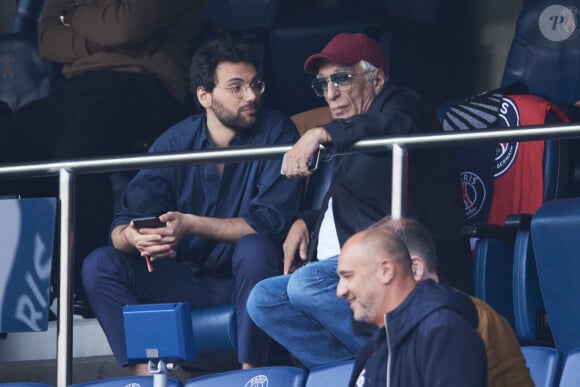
[0,70,191,300]
[82,234,283,366]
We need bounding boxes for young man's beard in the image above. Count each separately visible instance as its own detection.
[212,99,259,133]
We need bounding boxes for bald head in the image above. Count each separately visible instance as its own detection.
[370,217,438,276]
[336,228,414,326]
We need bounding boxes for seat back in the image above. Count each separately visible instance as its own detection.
[521,346,559,387]
[501,1,580,105]
[512,229,552,345]
[185,366,306,387]
[472,236,515,326]
[11,0,48,34]
[0,33,58,112]
[68,376,183,387]
[305,360,354,387]
[531,198,580,356]
[559,348,580,387]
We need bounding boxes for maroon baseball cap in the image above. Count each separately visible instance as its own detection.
[304,33,387,74]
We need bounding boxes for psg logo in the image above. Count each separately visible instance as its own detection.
[460,171,487,220]
[495,97,520,177]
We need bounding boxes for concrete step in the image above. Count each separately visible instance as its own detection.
[0,317,196,384]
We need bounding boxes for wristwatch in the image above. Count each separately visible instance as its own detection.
[59,2,80,28]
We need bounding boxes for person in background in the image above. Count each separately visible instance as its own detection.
[337,227,487,387]
[81,39,303,373]
[247,32,470,368]
[0,0,206,313]
[371,216,534,387]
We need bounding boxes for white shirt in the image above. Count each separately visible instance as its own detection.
[316,197,341,260]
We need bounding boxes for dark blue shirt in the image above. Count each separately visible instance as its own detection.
[112,110,303,274]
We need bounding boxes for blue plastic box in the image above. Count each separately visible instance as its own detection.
[123,303,196,363]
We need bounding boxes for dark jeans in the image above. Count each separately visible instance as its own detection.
[82,234,283,366]
[0,70,191,301]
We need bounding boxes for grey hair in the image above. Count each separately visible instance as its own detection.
[359,60,388,84]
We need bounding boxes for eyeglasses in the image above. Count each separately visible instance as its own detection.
[311,70,373,97]
[214,79,266,98]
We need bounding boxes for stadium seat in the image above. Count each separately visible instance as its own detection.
[531,198,580,357]
[511,221,552,345]
[521,346,559,387]
[305,360,354,387]
[0,33,58,112]
[68,376,183,387]
[0,384,53,387]
[11,0,47,35]
[501,0,580,196]
[558,348,580,387]
[469,229,515,326]
[501,1,580,105]
[184,366,306,387]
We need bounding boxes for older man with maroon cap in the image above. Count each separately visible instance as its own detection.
[247,33,470,368]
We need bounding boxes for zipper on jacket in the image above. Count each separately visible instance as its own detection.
[384,314,391,387]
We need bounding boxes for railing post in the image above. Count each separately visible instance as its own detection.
[391,144,408,219]
[57,168,75,387]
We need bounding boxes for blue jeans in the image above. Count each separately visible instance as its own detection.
[247,256,369,368]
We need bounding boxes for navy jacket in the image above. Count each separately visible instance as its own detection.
[302,84,472,292]
[349,280,487,387]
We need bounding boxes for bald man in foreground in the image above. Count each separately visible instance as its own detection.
[336,228,487,387]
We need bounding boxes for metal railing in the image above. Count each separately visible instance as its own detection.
[2,121,580,386]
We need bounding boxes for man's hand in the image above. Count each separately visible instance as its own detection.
[124,211,189,260]
[281,127,330,178]
[283,219,310,274]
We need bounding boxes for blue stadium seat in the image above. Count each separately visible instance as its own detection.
[68,376,183,387]
[185,366,306,387]
[501,1,580,104]
[470,229,515,326]
[512,224,552,345]
[0,33,58,112]
[521,346,559,387]
[558,348,580,387]
[305,360,354,387]
[501,0,580,196]
[531,198,580,357]
[11,0,48,34]
[0,384,53,387]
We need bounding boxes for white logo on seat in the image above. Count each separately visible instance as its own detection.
[539,5,579,41]
[244,374,268,387]
[461,171,487,220]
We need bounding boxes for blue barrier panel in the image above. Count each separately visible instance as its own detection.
[0,197,57,332]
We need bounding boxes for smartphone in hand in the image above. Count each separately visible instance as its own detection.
[132,216,166,228]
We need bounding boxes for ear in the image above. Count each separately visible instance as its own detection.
[410,255,425,282]
[373,69,386,94]
[379,258,395,284]
[197,86,212,109]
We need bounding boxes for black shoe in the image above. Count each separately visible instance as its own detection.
[73,294,95,319]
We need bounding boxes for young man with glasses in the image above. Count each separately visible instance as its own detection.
[247,33,470,368]
[82,39,303,373]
